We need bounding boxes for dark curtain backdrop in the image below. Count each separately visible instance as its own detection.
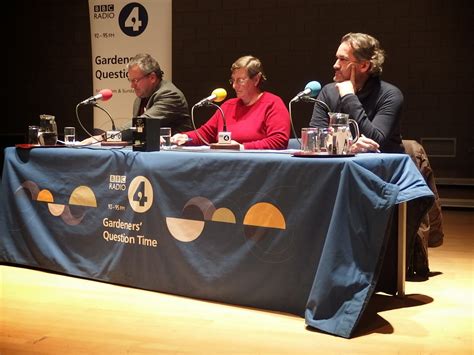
[5,0,473,178]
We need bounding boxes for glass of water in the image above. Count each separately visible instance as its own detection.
[28,125,40,145]
[64,127,76,146]
[160,127,171,149]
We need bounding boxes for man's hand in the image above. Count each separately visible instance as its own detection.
[350,134,380,153]
[171,133,189,146]
[78,134,104,146]
[335,63,356,97]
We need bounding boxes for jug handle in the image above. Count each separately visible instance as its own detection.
[349,119,359,143]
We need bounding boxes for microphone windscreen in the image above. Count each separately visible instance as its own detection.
[99,88,113,101]
[212,88,227,102]
[304,81,321,97]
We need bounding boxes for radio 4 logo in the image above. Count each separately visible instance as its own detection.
[109,174,127,191]
[93,4,115,19]
[119,3,148,36]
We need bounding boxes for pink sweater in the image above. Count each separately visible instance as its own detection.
[185,92,290,150]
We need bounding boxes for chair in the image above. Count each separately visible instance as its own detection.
[403,139,444,279]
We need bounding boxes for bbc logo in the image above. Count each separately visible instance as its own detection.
[94,5,114,12]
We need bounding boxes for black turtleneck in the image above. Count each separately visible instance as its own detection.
[310,76,404,153]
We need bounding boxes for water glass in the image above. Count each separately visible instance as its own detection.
[28,125,40,145]
[160,127,172,149]
[64,127,76,146]
[38,114,58,146]
[301,128,319,153]
[301,128,329,153]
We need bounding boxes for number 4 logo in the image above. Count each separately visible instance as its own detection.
[128,176,153,213]
[119,3,149,37]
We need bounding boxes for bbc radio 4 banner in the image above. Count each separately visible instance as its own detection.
[88,0,171,131]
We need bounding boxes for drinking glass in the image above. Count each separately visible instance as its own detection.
[160,127,172,149]
[28,125,40,145]
[64,127,76,146]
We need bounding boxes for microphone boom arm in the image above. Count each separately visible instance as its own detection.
[93,103,116,130]
[190,102,226,146]
[299,97,331,113]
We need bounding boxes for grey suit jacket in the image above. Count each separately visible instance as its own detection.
[132,79,192,134]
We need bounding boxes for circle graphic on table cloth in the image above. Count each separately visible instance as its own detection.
[165,217,205,242]
[183,196,216,220]
[242,201,293,264]
[243,202,286,229]
[68,186,97,207]
[211,207,236,223]
[15,181,96,226]
[16,180,40,201]
[60,205,88,225]
[166,196,237,242]
[128,176,153,213]
[13,181,43,226]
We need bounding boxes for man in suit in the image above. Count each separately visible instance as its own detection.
[126,53,191,134]
[81,53,191,145]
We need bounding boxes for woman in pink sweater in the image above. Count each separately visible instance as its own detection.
[172,55,290,150]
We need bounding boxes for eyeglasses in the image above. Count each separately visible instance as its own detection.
[229,77,250,86]
[128,73,151,85]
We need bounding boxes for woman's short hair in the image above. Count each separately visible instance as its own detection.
[231,55,267,86]
[341,33,386,76]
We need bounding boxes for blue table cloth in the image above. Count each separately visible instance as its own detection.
[0,146,433,337]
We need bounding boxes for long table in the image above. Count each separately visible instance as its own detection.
[0,146,433,338]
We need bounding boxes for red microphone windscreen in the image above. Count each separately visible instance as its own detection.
[99,89,113,101]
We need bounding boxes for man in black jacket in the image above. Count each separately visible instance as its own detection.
[310,33,404,153]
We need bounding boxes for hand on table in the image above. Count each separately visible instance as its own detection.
[78,134,104,146]
[171,133,189,146]
[350,135,380,153]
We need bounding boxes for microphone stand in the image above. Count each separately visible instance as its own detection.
[75,103,100,144]
[75,101,123,146]
[93,103,124,144]
[191,102,240,150]
[288,98,302,148]
[190,104,211,146]
[209,102,240,150]
[93,103,116,131]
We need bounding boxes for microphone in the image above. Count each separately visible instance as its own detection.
[80,89,113,105]
[190,88,239,150]
[291,81,321,102]
[194,88,227,107]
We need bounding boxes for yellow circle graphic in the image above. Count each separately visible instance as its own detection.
[69,186,97,207]
[243,202,286,229]
[212,208,236,223]
[37,189,54,202]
